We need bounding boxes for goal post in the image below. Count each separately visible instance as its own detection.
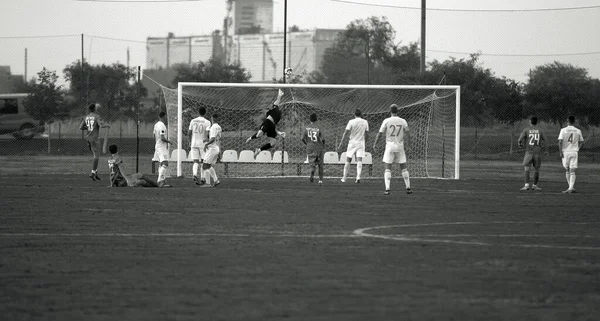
[162,83,460,179]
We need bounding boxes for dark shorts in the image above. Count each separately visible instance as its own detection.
[113,177,128,187]
[259,119,277,138]
[308,151,324,164]
[87,139,100,155]
[523,152,541,169]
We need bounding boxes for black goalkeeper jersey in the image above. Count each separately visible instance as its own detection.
[266,105,282,125]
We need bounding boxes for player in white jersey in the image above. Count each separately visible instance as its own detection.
[558,115,584,193]
[154,112,173,187]
[188,107,211,185]
[338,109,369,183]
[202,114,222,187]
[373,104,412,195]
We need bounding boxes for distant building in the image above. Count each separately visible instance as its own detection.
[146,33,219,70]
[0,66,24,94]
[145,29,342,82]
[232,0,273,34]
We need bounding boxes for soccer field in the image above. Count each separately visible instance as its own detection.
[1,167,599,320]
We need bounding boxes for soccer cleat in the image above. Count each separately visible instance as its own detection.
[89,172,97,181]
[562,189,577,193]
[406,188,412,194]
[355,179,360,184]
[309,174,314,183]
[193,175,205,186]
[253,148,261,157]
[384,190,390,195]
[340,178,346,183]
[210,180,221,188]
[531,185,542,191]
[520,185,530,191]
[245,136,252,143]
[318,180,322,186]
[94,173,101,181]
[158,180,167,188]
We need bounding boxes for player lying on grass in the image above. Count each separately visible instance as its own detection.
[107,144,170,188]
[302,113,325,186]
[246,89,286,157]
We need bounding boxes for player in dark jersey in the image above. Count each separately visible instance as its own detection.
[302,113,325,186]
[517,116,548,191]
[246,89,286,157]
[107,144,166,188]
[79,103,110,181]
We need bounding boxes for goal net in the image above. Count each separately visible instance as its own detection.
[161,83,460,179]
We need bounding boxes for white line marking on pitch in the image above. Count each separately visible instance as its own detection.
[387,234,600,238]
[0,232,361,238]
[353,222,600,250]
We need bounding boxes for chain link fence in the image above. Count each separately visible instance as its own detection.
[1,2,599,182]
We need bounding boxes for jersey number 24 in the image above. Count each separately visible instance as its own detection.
[528,133,539,146]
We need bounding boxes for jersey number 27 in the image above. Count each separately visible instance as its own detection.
[389,125,402,137]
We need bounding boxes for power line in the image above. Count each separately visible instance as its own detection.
[87,35,146,44]
[428,49,600,57]
[329,0,600,12]
[0,34,80,39]
[75,0,204,2]
[3,34,600,57]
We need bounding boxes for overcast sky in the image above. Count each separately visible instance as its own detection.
[1,0,599,85]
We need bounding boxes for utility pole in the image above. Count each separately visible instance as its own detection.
[282,0,288,83]
[24,48,27,82]
[420,0,426,75]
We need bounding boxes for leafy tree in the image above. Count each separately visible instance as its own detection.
[524,61,600,127]
[310,16,420,84]
[486,78,524,153]
[426,54,503,126]
[172,57,251,85]
[63,61,146,121]
[23,68,67,123]
[20,68,68,144]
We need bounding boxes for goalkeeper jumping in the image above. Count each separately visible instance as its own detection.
[246,89,286,157]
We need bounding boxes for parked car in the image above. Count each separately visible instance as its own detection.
[0,93,45,139]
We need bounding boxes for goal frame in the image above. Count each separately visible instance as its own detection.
[176,82,461,179]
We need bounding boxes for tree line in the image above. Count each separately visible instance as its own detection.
[21,16,600,129]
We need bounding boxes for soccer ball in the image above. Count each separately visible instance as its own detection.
[285,67,293,76]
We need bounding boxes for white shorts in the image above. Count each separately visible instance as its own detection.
[382,146,406,164]
[203,147,220,165]
[154,148,169,162]
[562,152,578,169]
[189,147,205,161]
[346,141,365,159]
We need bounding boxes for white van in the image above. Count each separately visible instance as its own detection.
[0,93,44,139]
